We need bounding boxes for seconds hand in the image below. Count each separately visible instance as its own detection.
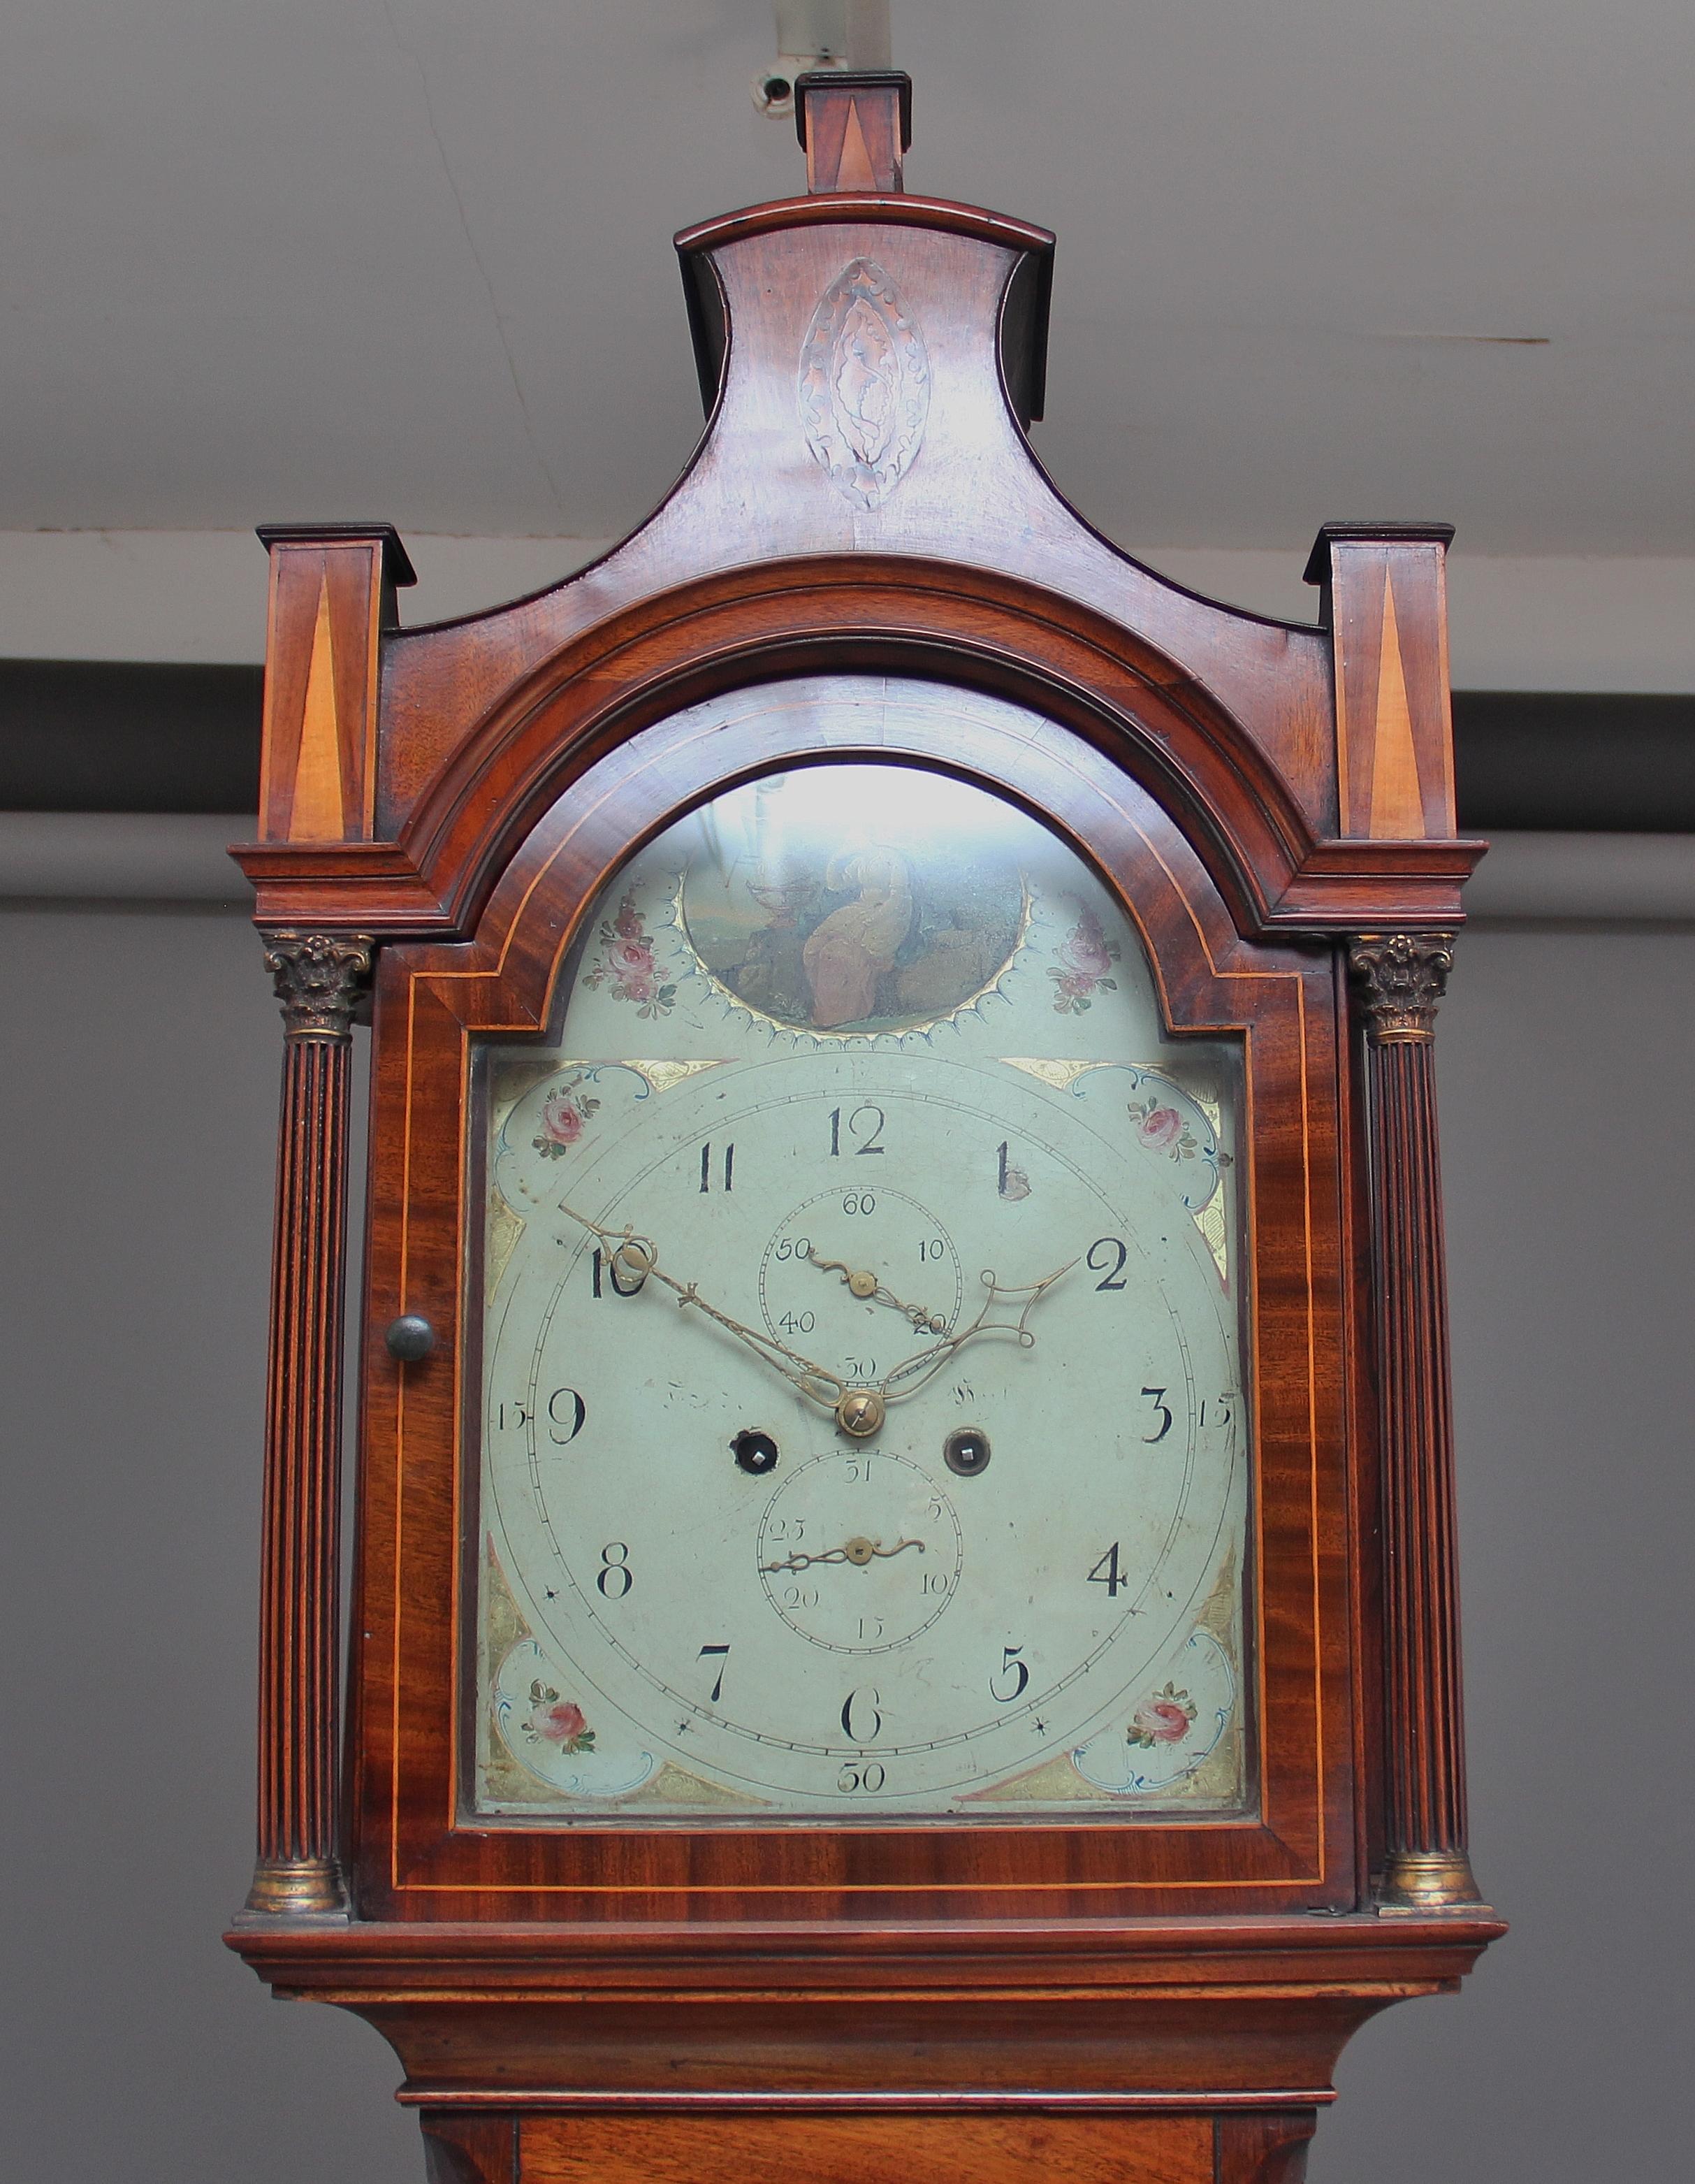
[759,1535,925,1575]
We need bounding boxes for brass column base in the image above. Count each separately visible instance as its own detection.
[1379,1849,1482,1911]
[245,1856,349,1917]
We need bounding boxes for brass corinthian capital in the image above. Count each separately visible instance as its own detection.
[261,932,376,1040]
[1348,932,1455,1044]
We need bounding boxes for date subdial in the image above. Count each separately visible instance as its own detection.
[756,1450,963,1653]
[760,1188,963,1384]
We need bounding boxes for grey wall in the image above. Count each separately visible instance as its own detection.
[0,905,415,2183]
[1319,922,1694,2180]
[2,904,1688,2183]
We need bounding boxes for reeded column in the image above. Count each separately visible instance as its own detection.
[245,932,374,1916]
[1349,933,1481,1910]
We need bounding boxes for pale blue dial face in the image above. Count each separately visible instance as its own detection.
[469,708,1252,1820]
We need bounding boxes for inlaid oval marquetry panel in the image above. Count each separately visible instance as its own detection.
[797,258,930,509]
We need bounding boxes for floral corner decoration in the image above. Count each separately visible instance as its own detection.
[1128,1093,1200,1162]
[584,892,678,1019]
[522,1679,597,1755]
[532,1076,601,1158]
[1126,1683,1199,1749]
[1049,902,1119,1015]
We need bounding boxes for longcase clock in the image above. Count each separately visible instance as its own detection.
[228,72,1501,2184]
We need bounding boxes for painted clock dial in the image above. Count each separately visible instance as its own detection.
[470,713,1252,1819]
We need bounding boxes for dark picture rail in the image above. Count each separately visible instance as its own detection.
[0,657,1689,832]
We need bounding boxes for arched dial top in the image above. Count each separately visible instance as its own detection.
[471,701,1251,1820]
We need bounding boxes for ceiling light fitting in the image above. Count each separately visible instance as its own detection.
[753,0,892,120]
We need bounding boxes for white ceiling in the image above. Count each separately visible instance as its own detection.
[4,0,1692,556]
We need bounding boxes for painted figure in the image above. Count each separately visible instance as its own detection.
[802,847,915,1026]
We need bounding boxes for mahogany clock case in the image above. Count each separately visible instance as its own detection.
[350,669,1360,1923]
[227,74,1499,2177]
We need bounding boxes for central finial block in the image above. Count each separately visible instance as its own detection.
[795,68,912,192]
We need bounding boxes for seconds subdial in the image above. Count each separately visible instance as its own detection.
[760,1187,963,1387]
[757,1451,963,1653]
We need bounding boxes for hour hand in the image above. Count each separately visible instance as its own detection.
[557,1200,848,1417]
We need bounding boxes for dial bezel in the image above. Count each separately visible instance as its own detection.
[351,674,1362,1923]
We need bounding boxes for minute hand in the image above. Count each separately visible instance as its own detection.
[875,1259,1075,1404]
[556,1200,848,1416]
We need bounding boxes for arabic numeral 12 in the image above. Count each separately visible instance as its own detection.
[829,1104,886,1157]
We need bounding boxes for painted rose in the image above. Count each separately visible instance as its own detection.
[609,936,654,980]
[537,1699,588,1744]
[539,1092,587,1146]
[1126,1090,1198,1162]
[1135,1699,1191,1742]
[609,956,655,1004]
[1126,1682,1198,1749]
[1057,907,1115,981]
[584,894,678,1020]
[532,1080,600,1159]
[1137,1106,1183,1152]
[518,1678,597,1753]
[1049,902,1119,1015]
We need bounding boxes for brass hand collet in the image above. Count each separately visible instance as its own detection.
[803,1246,950,1334]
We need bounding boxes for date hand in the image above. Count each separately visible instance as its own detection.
[875,1259,1075,1405]
[759,1535,925,1575]
[803,1246,950,1335]
[558,1200,854,1422]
